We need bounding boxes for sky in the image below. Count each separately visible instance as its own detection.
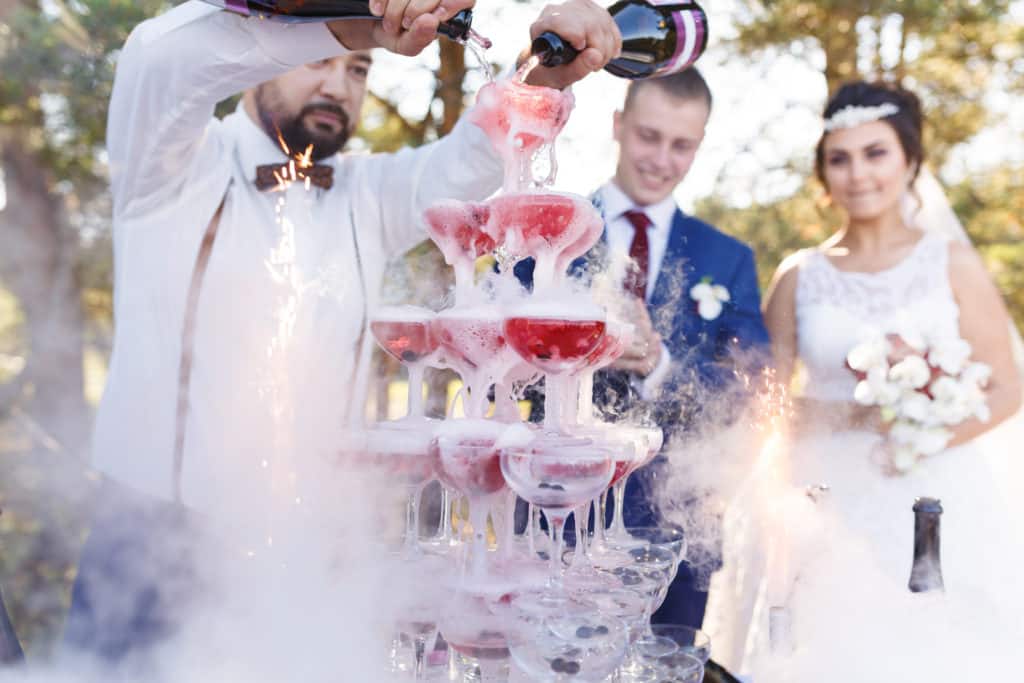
[367,0,1024,213]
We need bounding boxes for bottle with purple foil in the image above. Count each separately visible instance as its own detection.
[201,0,482,44]
[530,1,708,80]
[908,497,944,593]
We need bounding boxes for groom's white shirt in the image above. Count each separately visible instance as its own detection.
[93,1,502,517]
[595,182,674,399]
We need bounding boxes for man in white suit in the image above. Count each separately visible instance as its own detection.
[68,0,621,661]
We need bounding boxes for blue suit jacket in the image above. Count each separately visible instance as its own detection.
[619,209,770,429]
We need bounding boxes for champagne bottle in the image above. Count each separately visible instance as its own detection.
[908,497,944,593]
[530,1,708,80]
[202,0,476,42]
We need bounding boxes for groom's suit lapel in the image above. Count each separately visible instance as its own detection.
[649,208,698,340]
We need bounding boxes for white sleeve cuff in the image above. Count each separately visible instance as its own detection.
[245,16,349,67]
[633,342,673,401]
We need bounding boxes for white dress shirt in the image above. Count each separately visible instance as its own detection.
[93,1,502,518]
[595,181,676,398]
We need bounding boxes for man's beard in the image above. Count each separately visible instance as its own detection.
[256,90,351,162]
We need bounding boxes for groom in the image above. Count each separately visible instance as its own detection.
[559,68,770,628]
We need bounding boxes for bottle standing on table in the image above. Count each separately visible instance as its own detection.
[908,497,945,593]
[530,0,708,79]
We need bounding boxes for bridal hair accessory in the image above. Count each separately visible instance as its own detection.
[690,276,730,321]
[824,103,899,132]
[845,327,991,473]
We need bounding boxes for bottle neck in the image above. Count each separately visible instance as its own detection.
[531,32,578,68]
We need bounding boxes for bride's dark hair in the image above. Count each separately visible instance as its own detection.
[814,80,925,189]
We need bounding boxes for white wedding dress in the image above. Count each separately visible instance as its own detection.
[707,231,1024,680]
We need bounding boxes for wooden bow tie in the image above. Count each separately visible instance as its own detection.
[254,162,334,191]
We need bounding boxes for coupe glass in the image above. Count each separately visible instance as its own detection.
[509,613,629,682]
[649,650,705,683]
[500,438,614,591]
[606,425,664,546]
[370,305,441,419]
[650,624,711,665]
[433,419,509,590]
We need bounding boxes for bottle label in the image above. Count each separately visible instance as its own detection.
[654,7,707,76]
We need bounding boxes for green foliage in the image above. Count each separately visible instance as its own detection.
[0,0,169,185]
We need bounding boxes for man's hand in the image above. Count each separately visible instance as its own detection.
[612,298,663,377]
[328,0,475,56]
[524,0,622,90]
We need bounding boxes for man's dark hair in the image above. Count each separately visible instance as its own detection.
[622,67,713,113]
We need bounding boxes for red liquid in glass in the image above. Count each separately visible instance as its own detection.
[504,317,606,374]
[608,458,635,487]
[487,193,586,257]
[370,320,438,363]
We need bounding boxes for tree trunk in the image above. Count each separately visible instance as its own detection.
[0,138,88,454]
[436,39,468,136]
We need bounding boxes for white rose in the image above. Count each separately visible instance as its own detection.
[854,379,877,406]
[898,391,933,423]
[697,297,723,321]
[892,325,927,353]
[847,337,890,373]
[914,426,952,455]
[929,376,962,402]
[855,366,901,406]
[888,355,931,390]
[689,282,713,301]
[960,361,992,388]
[932,401,962,426]
[889,420,921,445]
[928,337,972,376]
[890,444,919,473]
[710,284,731,302]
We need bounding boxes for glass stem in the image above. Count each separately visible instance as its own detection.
[594,491,608,550]
[469,498,489,580]
[610,476,629,539]
[404,488,420,556]
[544,374,564,432]
[438,485,453,543]
[502,489,517,559]
[571,503,588,568]
[546,510,566,589]
[527,502,537,557]
[407,362,425,418]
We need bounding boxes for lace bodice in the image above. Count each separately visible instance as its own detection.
[795,232,960,401]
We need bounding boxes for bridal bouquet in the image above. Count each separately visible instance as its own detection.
[845,328,991,472]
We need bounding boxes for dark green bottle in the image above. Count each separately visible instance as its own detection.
[531,1,708,80]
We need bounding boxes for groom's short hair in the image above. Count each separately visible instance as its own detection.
[623,67,712,114]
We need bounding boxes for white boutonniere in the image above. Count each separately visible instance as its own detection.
[690,276,730,321]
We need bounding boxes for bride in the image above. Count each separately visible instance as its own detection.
[713,81,1024,680]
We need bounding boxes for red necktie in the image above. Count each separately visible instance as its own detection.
[623,209,651,300]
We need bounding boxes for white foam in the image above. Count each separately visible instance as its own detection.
[370,305,435,324]
[505,298,605,322]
